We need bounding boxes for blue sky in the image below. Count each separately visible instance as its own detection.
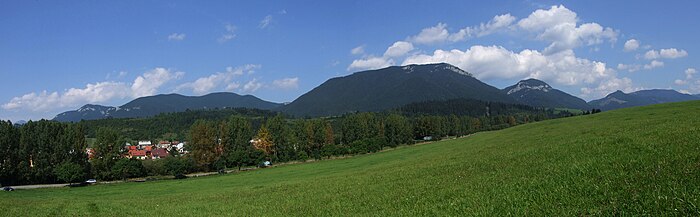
[1,0,698,121]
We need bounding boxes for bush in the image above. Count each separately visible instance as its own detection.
[54,162,86,185]
[112,158,146,180]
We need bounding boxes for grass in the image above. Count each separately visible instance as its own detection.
[2,101,700,216]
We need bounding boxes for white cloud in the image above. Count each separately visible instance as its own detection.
[259,15,273,29]
[623,39,639,52]
[131,68,184,98]
[644,50,660,59]
[517,5,617,54]
[580,77,636,98]
[351,45,365,55]
[242,79,263,93]
[674,68,698,88]
[617,63,641,72]
[451,14,516,41]
[167,33,186,41]
[272,77,299,89]
[3,68,183,112]
[383,41,414,57]
[177,65,260,94]
[645,48,688,59]
[686,68,697,79]
[404,46,613,85]
[517,5,578,32]
[643,60,664,70]
[218,24,237,43]
[347,56,394,71]
[409,23,451,44]
[659,48,688,59]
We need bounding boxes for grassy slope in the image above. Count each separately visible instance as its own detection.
[2,101,700,216]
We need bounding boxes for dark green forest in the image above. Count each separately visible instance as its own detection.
[0,99,574,186]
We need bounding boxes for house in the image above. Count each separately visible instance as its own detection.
[157,141,170,149]
[151,148,169,159]
[138,140,152,149]
[128,149,148,160]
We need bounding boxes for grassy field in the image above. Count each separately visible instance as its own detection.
[2,101,700,216]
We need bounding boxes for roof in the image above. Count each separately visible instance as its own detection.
[151,148,169,157]
[129,150,147,156]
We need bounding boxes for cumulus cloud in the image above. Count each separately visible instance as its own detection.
[617,63,641,72]
[383,41,414,57]
[242,79,263,93]
[2,68,183,112]
[643,60,664,70]
[272,77,299,89]
[580,77,636,98]
[132,68,185,98]
[517,5,617,54]
[259,15,273,29]
[177,65,260,94]
[347,56,394,71]
[686,68,697,79]
[168,33,186,41]
[218,24,237,43]
[409,23,451,44]
[351,45,365,55]
[451,14,516,41]
[645,48,688,59]
[623,39,639,52]
[409,14,516,44]
[674,68,698,88]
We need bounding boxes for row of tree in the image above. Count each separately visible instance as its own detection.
[0,103,566,185]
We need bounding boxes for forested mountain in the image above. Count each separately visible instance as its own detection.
[54,92,282,122]
[394,98,563,118]
[503,79,592,110]
[280,63,516,117]
[78,107,278,140]
[588,89,698,110]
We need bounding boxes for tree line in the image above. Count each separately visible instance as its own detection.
[1,100,569,186]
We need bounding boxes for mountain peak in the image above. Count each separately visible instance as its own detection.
[506,78,553,95]
[400,63,472,76]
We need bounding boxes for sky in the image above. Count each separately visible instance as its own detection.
[1,0,699,122]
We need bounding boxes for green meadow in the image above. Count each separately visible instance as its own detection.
[2,101,699,216]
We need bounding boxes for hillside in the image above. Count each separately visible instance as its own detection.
[3,101,699,215]
[503,78,592,110]
[54,92,282,122]
[280,63,516,117]
[588,89,698,110]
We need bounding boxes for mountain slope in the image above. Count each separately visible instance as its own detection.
[503,78,591,110]
[588,89,697,110]
[7,101,700,215]
[54,92,282,122]
[280,63,516,117]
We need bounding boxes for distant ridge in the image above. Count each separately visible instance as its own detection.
[588,89,698,111]
[53,92,282,122]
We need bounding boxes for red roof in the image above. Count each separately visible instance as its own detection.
[151,148,169,158]
[129,150,147,157]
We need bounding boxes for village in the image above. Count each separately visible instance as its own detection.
[86,141,188,160]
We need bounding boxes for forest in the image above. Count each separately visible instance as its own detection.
[0,100,574,186]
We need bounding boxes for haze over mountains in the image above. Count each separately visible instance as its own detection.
[53,63,700,122]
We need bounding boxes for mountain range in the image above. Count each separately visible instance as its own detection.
[52,63,700,121]
[588,89,699,111]
[54,92,282,122]
[280,63,516,117]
